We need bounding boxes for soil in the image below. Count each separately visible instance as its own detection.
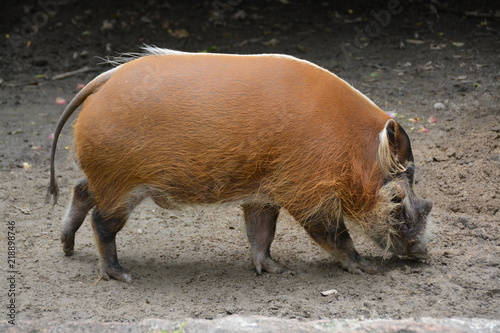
[1,0,499,325]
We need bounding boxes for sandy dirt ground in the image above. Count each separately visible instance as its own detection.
[0,0,499,325]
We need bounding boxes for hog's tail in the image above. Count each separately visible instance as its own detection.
[46,67,117,205]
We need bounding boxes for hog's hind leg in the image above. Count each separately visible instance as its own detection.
[242,203,286,274]
[61,178,95,256]
[302,216,381,275]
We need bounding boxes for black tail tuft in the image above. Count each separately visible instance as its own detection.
[45,179,59,205]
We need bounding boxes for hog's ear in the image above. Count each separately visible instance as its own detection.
[378,119,413,177]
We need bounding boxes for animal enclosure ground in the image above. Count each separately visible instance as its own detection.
[0,0,499,324]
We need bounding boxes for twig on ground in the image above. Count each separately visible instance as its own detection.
[52,66,94,80]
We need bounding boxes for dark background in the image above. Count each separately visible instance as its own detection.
[0,0,498,324]
[1,0,499,82]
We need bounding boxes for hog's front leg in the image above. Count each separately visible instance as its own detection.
[303,216,381,274]
[242,203,286,274]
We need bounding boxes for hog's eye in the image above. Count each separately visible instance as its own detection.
[391,196,402,204]
[400,222,409,233]
[391,189,406,204]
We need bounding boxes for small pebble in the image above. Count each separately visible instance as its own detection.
[321,289,339,296]
[434,102,446,110]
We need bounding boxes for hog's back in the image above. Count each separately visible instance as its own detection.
[74,53,390,209]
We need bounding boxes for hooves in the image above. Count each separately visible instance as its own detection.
[64,256,380,284]
[61,231,76,256]
[100,265,134,283]
[254,256,288,275]
[341,257,382,275]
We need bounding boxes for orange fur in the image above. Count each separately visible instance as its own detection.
[66,51,391,223]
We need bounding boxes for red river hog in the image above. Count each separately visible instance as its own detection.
[48,47,432,283]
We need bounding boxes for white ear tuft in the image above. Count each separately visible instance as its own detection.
[378,119,407,177]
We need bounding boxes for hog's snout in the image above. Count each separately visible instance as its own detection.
[400,239,429,261]
[381,192,433,261]
[400,197,432,260]
[416,199,433,219]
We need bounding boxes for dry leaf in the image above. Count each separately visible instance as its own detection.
[168,29,190,38]
[55,97,67,105]
[19,206,31,214]
[420,61,434,71]
[405,39,426,45]
[296,43,307,52]
[101,19,114,31]
[408,117,422,123]
[430,43,446,50]
[232,10,246,20]
[262,38,279,46]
